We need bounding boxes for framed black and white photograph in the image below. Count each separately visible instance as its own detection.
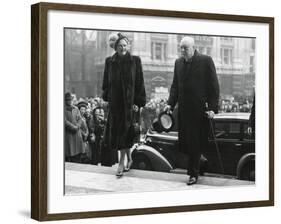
[31,2,274,221]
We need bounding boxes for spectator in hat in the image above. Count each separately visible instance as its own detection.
[64,92,85,162]
[91,107,106,165]
[76,100,90,163]
[101,32,146,177]
[77,100,89,141]
[84,107,96,165]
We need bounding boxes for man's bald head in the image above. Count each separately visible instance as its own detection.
[180,36,195,60]
[180,36,195,47]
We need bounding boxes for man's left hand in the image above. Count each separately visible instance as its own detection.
[205,110,215,119]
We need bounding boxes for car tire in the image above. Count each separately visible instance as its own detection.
[132,154,153,171]
[240,161,255,181]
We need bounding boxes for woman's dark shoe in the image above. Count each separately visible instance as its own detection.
[116,170,123,177]
[187,176,198,185]
[124,160,133,172]
[116,165,124,177]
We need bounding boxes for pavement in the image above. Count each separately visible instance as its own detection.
[65,162,254,195]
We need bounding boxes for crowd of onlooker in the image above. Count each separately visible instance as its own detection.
[140,98,168,133]
[140,97,254,133]
[64,94,169,165]
[65,94,108,165]
[65,93,253,165]
[219,99,253,113]
[72,95,109,116]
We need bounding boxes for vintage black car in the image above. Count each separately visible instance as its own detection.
[132,112,255,181]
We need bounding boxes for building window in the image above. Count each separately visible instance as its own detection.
[151,42,154,59]
[162,43,166,59]
[249,55,255,73]
[151,42,167,61]
[177,43,181,56]
[206,47,212,56]
[155,43,162,60]
[71,87,76,94]
[251,39,255,50]
[221,37,233,42]
[221,48,233,65]
[198,46,205,54]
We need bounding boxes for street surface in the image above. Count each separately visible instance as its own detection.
[65,162,254,195]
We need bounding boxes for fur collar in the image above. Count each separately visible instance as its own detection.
[111,52,133,63]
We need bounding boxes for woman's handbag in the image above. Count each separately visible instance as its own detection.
[130,110,141,142]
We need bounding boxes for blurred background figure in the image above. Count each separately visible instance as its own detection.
[92,107,106,165]
[83,107,96,165]
[77,100,90,163]
[248,95,255,138]
[64,92,85,163]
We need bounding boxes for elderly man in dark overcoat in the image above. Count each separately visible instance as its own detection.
[164,36,220,185]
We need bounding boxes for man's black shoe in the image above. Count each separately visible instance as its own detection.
[187,176,198,185]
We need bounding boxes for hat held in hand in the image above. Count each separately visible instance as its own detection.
[152,111,175,133]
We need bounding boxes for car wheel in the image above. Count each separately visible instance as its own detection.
[240,161,255,181]
[132,154,153,171]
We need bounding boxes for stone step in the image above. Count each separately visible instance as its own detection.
[65,162,254,195]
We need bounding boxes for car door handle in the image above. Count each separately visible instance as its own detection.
[235,143,242,147]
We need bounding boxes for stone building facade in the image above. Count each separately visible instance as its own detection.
[65,29,255,102]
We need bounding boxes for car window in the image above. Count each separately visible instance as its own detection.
[214,121,241,140]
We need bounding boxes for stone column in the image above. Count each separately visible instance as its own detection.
[166,34,178,64]
[131,33,151,62]
[212,36,221,66]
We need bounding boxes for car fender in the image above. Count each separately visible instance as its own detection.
[237,153,255,178]
[133,144,173,172]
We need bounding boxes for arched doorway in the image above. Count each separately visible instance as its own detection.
[150,76,169,100]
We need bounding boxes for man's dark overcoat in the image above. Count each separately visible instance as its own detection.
[101,52,146,166]
[168,50,219,158]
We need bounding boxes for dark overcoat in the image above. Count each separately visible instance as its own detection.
[249,96,255,133]
[101,52,146,166]
[168,50,219,155]
[65,105,85,157]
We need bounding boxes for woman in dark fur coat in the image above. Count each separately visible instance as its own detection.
[102,33,146,177]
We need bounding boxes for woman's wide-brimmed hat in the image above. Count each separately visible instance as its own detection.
[152,111,175,133]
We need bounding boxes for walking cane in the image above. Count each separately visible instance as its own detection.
[206,103,225,174]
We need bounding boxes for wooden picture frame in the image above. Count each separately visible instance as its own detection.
[31,2,274,221]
